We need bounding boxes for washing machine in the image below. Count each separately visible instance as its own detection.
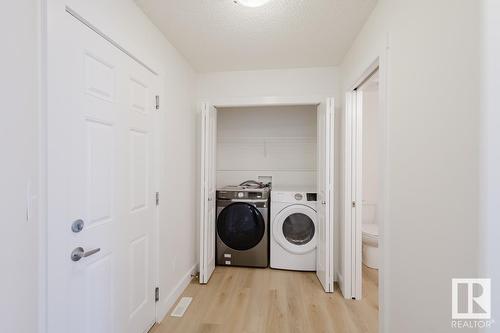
[270,188,318,271]
[216,185,270,268]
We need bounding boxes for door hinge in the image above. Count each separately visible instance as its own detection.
[352,201,356,208]
[156,192,160,206]
[155,95,160,110]
[155,287,160,302]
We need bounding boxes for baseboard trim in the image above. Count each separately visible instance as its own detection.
[337,272,344,295]
[157,263,198,323]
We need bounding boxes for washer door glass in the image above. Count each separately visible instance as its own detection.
[217,202,265,251]
[282,213,315,245]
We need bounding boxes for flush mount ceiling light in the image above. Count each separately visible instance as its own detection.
[233,0,272,8]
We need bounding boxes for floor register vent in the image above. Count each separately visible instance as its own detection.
[170,297,193,317]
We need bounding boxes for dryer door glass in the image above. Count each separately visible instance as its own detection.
[282,213,315,245]
[217,202,265,251]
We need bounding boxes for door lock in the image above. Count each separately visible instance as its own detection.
[71,219,84,233]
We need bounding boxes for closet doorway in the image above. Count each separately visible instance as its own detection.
[199,97,335,293]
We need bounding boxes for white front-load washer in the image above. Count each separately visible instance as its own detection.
[270,188,318,271]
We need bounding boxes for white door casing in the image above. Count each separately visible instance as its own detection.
[316,98,335,293]
[199,103,217,284]
[47,11,158,333]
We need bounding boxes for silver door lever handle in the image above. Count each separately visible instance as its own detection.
[71,247,101,262]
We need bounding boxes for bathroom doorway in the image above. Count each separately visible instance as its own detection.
[342,62,382,305]
[357,69,380,306]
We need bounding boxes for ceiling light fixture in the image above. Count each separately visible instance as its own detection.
[234,0,272,8]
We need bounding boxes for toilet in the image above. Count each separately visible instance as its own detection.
[362,223,379,269]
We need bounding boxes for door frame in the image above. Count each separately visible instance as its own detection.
[42,4,162,331]
[198,95,335,292]
[343,56,387,314]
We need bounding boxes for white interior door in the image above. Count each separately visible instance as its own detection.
[316,98,335,293]
[341,91,363,299]
[353,91,363,299]
[47,11,158,333]
[199,103,217,284]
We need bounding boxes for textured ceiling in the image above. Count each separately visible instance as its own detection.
[135,0,377,72]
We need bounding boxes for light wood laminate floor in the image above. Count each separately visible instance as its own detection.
[151,265,378,333]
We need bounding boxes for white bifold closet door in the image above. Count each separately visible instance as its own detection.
[47,10,158,333]
[199,103,217,284]
[340,91,363,300]
[316,98,335,293]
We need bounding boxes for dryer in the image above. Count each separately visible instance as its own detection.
[216,185,269,268]
[270,188,317,271]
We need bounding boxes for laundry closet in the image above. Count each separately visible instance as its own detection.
[199,100,335,293]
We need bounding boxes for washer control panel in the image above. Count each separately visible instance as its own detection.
[271,190,317,203]
[306,193,317,201]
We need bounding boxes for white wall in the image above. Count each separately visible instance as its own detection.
[197,67,339,102]
[479,0,500,330]
[360,86,379,224]
[46,0,198,323]
[0,1,41,332]
[217,106,317,189]
[340,0,480,331]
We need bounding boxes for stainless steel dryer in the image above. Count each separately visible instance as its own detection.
[216,185,270,268]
